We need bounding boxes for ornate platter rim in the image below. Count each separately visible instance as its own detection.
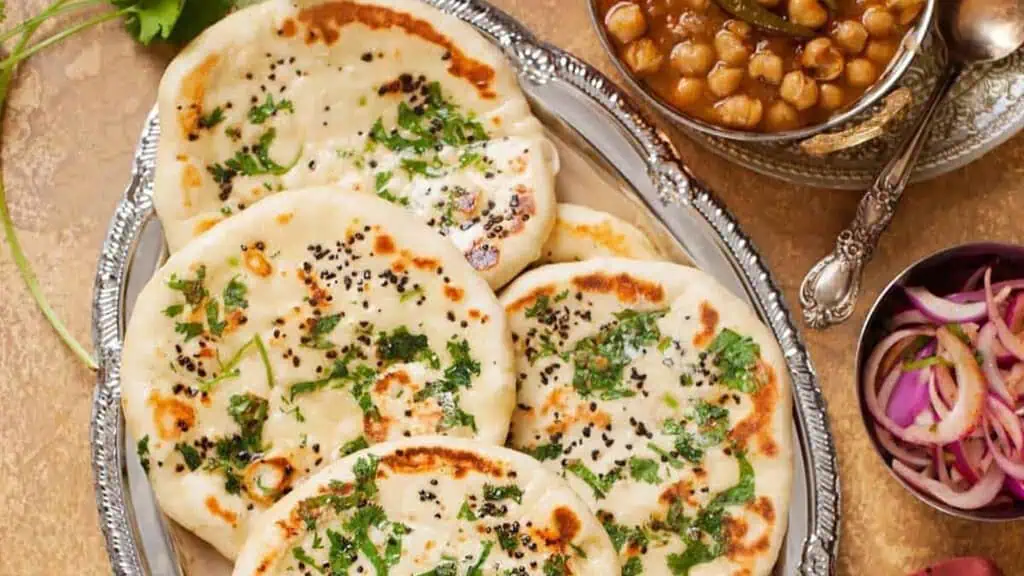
[89,1,841,574]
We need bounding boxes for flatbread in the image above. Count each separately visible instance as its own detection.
[540,203,661,263]
[501,259,792,576]
[154,0,557,287]
[122,188,515,559]
[233,437,619,575]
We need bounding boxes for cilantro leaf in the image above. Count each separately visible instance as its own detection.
[339,436,369,457]
[174,442,202,471]
[707,328,761,393]
[622,557,643,576]
[523,442,563,462]
[223,276,248,310]
[136,435,151,474]
[248,93,294,124]
[114,0,182,45]
[457,500,477,521]
[166,0,234,44]
[628,457,661,484]
[566,460,621,499]
[483,483,523,504]
[163,303,184,318]
[205,300,226,336]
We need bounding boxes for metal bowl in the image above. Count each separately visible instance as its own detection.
[855,242,1024,521]
[588,0,937,143]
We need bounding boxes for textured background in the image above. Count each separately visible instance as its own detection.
[0,1,1022,574]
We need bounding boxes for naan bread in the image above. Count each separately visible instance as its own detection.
[501,259,792,576]
[122,188,515,559]
[233,436,620,575]
[154,0,557,288]
[540,203,660,263]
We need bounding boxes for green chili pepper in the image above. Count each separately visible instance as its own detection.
[711,0,816,37]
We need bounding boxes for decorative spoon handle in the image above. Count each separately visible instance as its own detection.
[799,62,962,329]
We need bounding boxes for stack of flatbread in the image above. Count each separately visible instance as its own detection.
[121,1,793,574]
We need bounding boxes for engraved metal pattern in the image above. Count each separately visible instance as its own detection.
[90,2,841,574]
[691,36,1024,189]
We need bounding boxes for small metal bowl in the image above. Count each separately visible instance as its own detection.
[855,242,1024,521]
[587,0,936,143]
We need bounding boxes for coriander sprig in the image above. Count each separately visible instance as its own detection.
[0,0,238,370]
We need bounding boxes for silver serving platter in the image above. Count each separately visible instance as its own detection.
[90,1,841,574]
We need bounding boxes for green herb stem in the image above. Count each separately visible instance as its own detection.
[0,0,102,45]
[0,5,98,370]
[0,8,130,71]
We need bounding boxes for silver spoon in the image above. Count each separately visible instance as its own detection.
[799,0,1024,330]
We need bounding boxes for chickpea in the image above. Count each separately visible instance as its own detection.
[724,20,752,39]
[623,38,664,75]
[865,40,898,63]
[604,2,647,45]
[801,37,845,81]
[887,0,925,25]
[716,95,764,129]
[819,83,844,110]
[671,42,716,76]
[707,64,745,97]
[748,51,784,85]
[788,0,828,29]
[862,7,896,38]
[675,78,705,106]
[780,70,819,110]
[683,0,710,10]
[833,20,868,55]
[846,58,878,87]
[765,101,800,132]
[714,30,750,66]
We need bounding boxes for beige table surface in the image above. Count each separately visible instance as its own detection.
[1,1,1021,575]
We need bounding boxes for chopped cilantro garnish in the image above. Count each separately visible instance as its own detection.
[647,442,684,469]
[400,286,424,303]
[207,128,300,183]
[327,529,358,573]
[223,276,248,310]
[523,442,563,461]
[483,483,523,504]
[495,523,519,551]
[628,457,662,484]
[566,460,621,499]
[303,313,342,349]
[571,309,667,400]
[197,106,225,129]
[412,339,480,432]
[174,443,202,471]
[205,300,226,337]
[707,328,761,393]
[163,303,184,318]
[167,265,207,309]
[174,321,204,341]
[601,516,650,554]
[400,157,444,178]
[543,554,569,576]
[248,94,294,125]
[466,541,494,576]
[291,546,324,574]
[339,436,370,457]
[376,326,439,368]
[525,294,553,319]
[622,557,643,576]
[369,83,488,155]
[137,435,151,474]
[227,393,268,452]
[457,500,477,521]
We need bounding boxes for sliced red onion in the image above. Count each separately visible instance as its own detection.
[934,364,958,407]
[866,327,985,445]
[890,309,931,329]
[948,440,982,483]
[878,425,931,468]
[977,323,1015,404]
[984,419,1024,481]
[1004,477,1024,501]
[906,286,988,323]
[987,395,1023,450]
[946,279,1024,303]
[935,446,953,486]
[887,346,934,426]
[985,269,1024,362]
[963,264,989,292]
[893,458,1005,509]
[929,370,950,419]
[1007,293,1024,333]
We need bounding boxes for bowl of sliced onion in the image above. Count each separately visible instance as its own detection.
[857,242,1024,520]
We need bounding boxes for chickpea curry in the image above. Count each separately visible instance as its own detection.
[599,0,925,132]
